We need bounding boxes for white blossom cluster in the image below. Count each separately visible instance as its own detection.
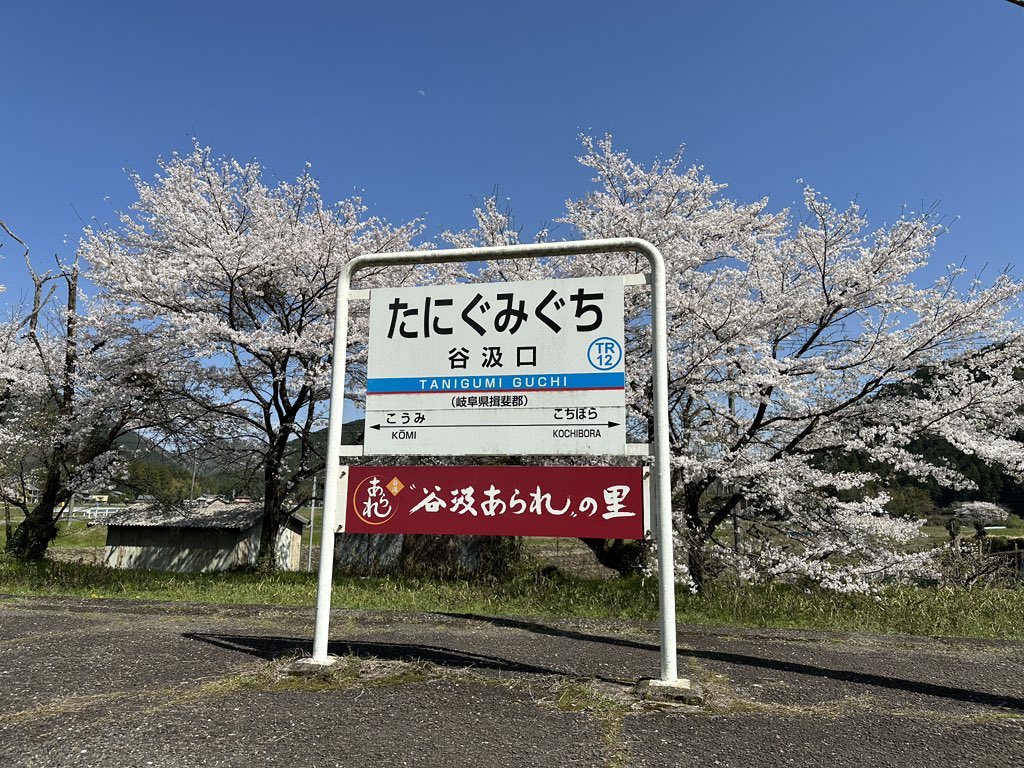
[446,135,1024,591]
[952,500,1010,524]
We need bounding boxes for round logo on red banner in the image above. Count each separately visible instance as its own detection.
[350,474,405,526]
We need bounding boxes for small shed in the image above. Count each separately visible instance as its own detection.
[103,501,305,572]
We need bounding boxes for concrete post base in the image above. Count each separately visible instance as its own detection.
[283,656,341,676]
[635,677,704,705]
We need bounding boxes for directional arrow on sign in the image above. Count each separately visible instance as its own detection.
[371,421,620,430]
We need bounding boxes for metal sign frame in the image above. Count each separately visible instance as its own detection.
[310,238,682,684]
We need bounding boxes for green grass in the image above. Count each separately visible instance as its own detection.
[1,515,110,549]
[51,520,109,548]
[675,582,1024,640]
[1,556,1022,641]
[919,513,1024,541]
[0,557,659,617]
[3,511,1021,640]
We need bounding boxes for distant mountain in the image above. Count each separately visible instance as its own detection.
[114,420,367,501]
[117,419,365,471]
[308,419,365,452]
[114,432,178,465]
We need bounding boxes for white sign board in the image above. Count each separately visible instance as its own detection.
[364,276,626,455]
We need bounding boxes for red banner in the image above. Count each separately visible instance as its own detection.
[344,465,646,540]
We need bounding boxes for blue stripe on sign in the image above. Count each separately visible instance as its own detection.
[366,371,625,394]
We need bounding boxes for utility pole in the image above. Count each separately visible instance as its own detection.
[307,474,318,572]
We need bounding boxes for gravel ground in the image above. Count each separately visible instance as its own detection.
[1,596,1022,767]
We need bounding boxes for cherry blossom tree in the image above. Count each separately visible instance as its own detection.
[450,136,1024,591]
[0,221,169,560]
[83,145,426,571]
[563,136,1024,591]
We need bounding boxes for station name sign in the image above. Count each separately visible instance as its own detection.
[364,276,626,456]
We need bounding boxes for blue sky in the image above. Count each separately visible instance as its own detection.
[1,1,1021,305]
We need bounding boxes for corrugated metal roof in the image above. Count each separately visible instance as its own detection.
[105,501,263,530]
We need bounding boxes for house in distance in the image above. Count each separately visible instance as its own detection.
[103,500,306,572]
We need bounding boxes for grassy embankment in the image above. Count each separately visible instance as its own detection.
[1,555,1022,641]
[2,511,1021,640]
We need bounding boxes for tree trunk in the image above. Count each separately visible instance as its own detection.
[254,425,305,573]
[5,467,66,562]
[6,514,59,562]
[680,480,710,593]
[255,456,288,573]
[686,525,708,593]
[255,502,284,573]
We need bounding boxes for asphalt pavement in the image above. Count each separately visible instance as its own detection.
[1,596,1022,767]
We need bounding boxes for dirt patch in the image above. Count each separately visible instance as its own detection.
[45,547,106,566]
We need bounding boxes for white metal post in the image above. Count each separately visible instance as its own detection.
[311,266,352,663]
[309,238,678,682]
[646,241,678,682]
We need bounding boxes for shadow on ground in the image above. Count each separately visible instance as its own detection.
[438,613,1024,712]
[185,613,1024,711]
[184,632,564,677]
